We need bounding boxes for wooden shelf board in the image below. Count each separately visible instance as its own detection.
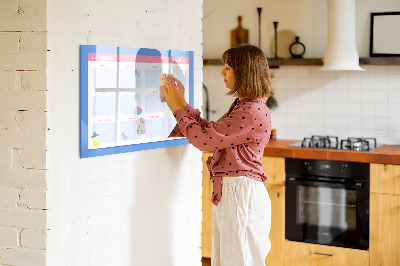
[204,57,400,67]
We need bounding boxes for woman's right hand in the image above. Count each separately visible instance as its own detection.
[168,76,187,109]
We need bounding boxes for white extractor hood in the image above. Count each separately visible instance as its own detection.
[320,0,365,71]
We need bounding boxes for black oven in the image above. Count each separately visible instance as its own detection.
[285,158,369,250]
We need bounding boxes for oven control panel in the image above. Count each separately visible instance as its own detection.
[286,158,369,180]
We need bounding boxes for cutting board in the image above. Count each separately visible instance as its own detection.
[231,16,249,48]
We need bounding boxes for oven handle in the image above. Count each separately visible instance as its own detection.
[286,177,364,189]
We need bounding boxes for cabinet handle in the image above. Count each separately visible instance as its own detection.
[314,252,335,257]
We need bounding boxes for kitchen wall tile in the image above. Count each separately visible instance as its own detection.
[311,127,325,136]
[388,117,400,131]
[348,90,362,103]
[361,90,375,104]
[311,102,324,114]
[285,66,298,77]
[323,103,336,115]
[322,70,335,78]
[349,128,362,137]
[362,116,375,130]
[387,65,400,76]
[362,129,375,138]
[374,130,389,144]
[310,77,324,90]
[375,117,389,130]
[336,128,349,140]
[336,90,349,103]
[348,103,362,116]
[336,115,348,129]
[374,65,388,77]
[388,75,400,91]
[310,66,323,77]
[388,91,400,104]
[323,86,336,103]
[323,115,336,129]
[298,77,311,89]
[362,104,375,117]
[374,90,388,104]
[348,71,362,90]
[336,103,349,116]
[375,104,389,117]
[286,77,299,89]
[388,131,400,143]
[298,67,311,78]
[389,104,400,117]
[335,72,349,90]
[374,77,388,91]
[349,116,362,129]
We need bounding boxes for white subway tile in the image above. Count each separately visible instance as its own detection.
[388,91,400,104]
[389,117,400,131]
[375,130,389,144]
[389,104,400,117]
[375,104,389,117]
[388,131,400,143]
[361,104,375,117]
[374,90,388,104]
[361,90,375,104]
[374,77,388,91]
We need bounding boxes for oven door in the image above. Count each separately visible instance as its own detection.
[285,177,369,250]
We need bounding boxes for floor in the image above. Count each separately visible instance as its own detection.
[202,257,211,266]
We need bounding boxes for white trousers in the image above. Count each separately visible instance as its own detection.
[212,176,271,266]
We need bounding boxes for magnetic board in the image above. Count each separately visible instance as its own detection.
[80,45,194,158]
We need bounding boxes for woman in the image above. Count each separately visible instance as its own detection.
[161,44,273,266]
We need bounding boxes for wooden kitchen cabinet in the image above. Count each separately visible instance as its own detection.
[202,152,213,258]
[370,163,400,266]
[261,156,285,266]
[370,163,400,195]
[284,241,369,266]
[201,154,286,266]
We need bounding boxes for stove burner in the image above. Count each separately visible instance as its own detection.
[340,137,377,151]
[301,135,339,149]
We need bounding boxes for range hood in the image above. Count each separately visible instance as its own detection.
[320,0,365,71]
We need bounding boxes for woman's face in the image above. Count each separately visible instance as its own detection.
[220,64,235,89]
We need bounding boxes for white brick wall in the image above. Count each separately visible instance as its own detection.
[0,0,48,265]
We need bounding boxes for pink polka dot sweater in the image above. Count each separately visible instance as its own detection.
[169,97,271,206]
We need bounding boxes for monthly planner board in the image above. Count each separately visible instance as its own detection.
[80,45,193,158]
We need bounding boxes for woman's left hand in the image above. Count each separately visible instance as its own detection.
[160,77,184,113]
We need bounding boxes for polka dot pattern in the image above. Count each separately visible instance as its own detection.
[169,97,272,206]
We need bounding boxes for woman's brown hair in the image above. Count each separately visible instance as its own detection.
[221,44,273,99]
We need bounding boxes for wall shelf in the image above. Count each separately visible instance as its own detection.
[203,57,400,67]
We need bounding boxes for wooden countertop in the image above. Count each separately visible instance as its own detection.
[263,139,400,165]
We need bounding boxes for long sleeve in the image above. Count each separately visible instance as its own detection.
[173,105,257,152]
[168,104,211,137]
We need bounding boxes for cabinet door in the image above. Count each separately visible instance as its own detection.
[370,163,400,195]
[284,241,369,266]
[261,156,285,185]
[370,193,400,266]
[264,184,284,266]
[201,152,213,258]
